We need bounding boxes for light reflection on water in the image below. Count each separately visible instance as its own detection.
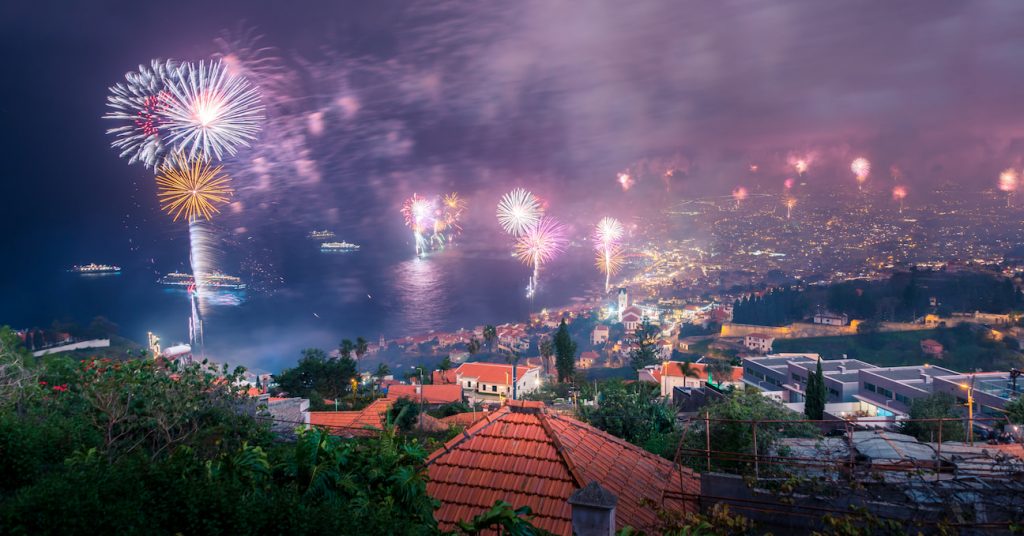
[392,255,449,335]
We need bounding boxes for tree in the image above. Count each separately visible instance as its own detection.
[1004,396,1024,425]
[438,355,453,371]
[338,339,355,360]
[553,319,577,383]
[466,338,481,355]
[578,380,675,448]
[629,320,661,370]
[388,397,420,432]
[804,359,826,420]
[901,392,965,442]
[0,326,35,411]
[355,336,368,360]
[680,389,817,473]
[273,348,357,402]
[483,325,497,351]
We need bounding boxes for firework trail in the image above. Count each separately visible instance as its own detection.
[162,60,265,162]
[188,219,218,304]
[999,169,1018,207]
[594,217,625,292]
[851,157,871,189]
[892,186,907,212]
[441,192,467,238]
[515,217,567,298]
[104,59,182,169]
[785,197,796,219]
[497,188,542,236]
[156,153,234,222]
[402,193,436,255]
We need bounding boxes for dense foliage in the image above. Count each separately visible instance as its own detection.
[577,380,678,457]
[0,351,446,535]
[273,347,357,406]
[629,320,661,370]
[901,392,966,442]
[553,319,577,382]
[679,389,818,474]
[803,359,826,420]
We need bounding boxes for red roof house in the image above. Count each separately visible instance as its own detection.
[426,400,698,534]
[307,398,393,437]
[387,383,464,405]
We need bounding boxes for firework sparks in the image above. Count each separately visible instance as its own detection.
[794,159,808,174]
[732,186,748,206]
[155,153,234,222]
[402,193,437,255]
[784,178,795,190]
[515,217,567,297]
[999,169,1018,207]
[594,217,625,292]
[162,60,265,162]
[851,157,871,188]
[104,59,183,169]
[785,197,797,219]
[892,186,907,212]
[497,188,543,236]
[617,172,634,191]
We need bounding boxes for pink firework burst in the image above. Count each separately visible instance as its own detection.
[515,217,568,269]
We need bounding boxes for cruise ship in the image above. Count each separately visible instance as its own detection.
[70,263,121,274]
[158,272,247,290]
[320,241,361,252]
[308,230,336,240]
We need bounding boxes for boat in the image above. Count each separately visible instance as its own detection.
[158,272,247,290]
[70,263,121,274]
[320,241,361,252]
[308,230,336,240]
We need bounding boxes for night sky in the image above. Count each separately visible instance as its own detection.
[3,0,1024,311]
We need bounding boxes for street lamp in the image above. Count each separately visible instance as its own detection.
[959,376,976,446]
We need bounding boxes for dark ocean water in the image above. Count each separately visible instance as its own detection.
[0,224,598,374]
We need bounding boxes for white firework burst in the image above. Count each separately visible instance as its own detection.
[103,59,182,169]
[162,60,265,162]
[497,188,543,236]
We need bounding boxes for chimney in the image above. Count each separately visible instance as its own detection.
[569,481,617,536]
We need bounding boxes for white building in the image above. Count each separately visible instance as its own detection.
[454,362,542,398]
[813,312,849,326]
[591,325,610,345]
[743,333,774,353]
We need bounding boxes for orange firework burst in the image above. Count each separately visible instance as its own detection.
[785,197,796,219]
[155,154,233,222]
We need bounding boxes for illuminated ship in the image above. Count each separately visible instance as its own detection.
[308,230,336,240]
[158,272,247,290]
[70,263,121,274]
[320,241,361,252]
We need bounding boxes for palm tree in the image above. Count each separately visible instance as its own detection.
[483,325,497,351]
[338,339,355,360]
[467,338,481,355]
[355,337,368,360]
[372,363,391,397]
[678,361,702,386]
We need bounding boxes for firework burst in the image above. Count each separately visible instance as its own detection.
[617,172,634,191]
[402,193,437,255]
[732,186,748,206]
[851,157,871,188]
[162,60,265,162]
[594,217,625,292]
[892,186,907,213]
[104,59,182,168]
[785,197,797,219]
[497,188,542,236]
[999,169,1018,207]
[515,217,567,297]
[156,153,234,222]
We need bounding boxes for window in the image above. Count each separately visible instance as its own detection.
[895,393,910,405]
[865,383,877,393]
[492,385,497,392]
[792,373,803,383]
[878,387,893,398]
[829,388,840,398]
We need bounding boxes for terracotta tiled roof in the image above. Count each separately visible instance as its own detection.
[745,333,773,340]
[439,411,488,428]
[387,384,464,404]
[455,363,538,385]
[433,369,459,384]
[426,400,698,535]
[662,361,743,382]
[308,398,393,437]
